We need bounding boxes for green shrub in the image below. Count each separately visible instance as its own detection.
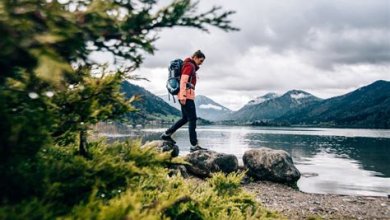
[0,140,283,219]
[0,198,54,220]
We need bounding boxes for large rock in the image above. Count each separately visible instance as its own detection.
[185,150,239,178]
[243,148,300,184]
[141,140,179,157]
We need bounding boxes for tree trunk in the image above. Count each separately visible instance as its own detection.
[79,129,88,157]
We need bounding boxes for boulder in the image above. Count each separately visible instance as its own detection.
[243,148,300,184]
[185,150,239,178]
[141,140,179,157]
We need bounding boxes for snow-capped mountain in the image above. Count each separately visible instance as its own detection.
[247,92,280,105]
[231,90,322,121]
[159,94,232,121]
[195,95,232,121]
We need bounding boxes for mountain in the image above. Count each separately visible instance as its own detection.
[246,92,280,105]
[230,90,322,122]
[121,81,180,123]
[277,80,390,128]
[195,95,232,121]
[159,94,232,121]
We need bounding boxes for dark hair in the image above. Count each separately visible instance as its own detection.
[192,50,206,59]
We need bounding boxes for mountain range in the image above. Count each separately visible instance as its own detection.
[276,80,390,128]
[121,80,390,128]
[230,90,322,122]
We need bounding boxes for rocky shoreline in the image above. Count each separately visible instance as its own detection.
[146,140,390,219]
[244,181,390,220]
[186,176,389,219]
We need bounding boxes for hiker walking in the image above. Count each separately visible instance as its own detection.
[161,50,207,152]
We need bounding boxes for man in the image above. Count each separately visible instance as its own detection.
[161,50,207,152]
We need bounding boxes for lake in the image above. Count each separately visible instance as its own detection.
[103,125,390,197]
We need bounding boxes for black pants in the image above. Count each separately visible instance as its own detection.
[166,99,198,146]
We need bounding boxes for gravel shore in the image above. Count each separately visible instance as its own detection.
[244,181,390,219]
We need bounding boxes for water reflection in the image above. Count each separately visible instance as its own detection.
[242,133,390,177]
[297,151,390,196]
[103,125,390,196]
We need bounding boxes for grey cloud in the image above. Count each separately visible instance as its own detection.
[306,28,390,68]
[132,0,390,109]
[142,27,243,68]
[220,0,390,68]
[143,0,390,70]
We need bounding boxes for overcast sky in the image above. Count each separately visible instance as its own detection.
[95,0,390,110]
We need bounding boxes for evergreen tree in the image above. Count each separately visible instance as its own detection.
[0,0,238,158]
[0,3,282,220]
[0,0,239,205]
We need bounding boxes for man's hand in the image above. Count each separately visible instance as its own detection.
[179,99,186,105]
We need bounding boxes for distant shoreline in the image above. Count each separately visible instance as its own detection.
[213,121,390,130]
[102,121,390,130]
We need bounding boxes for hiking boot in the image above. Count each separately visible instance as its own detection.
[190,145,207,152]
[160,133,176,144]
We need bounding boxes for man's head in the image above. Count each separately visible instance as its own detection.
[192,50,205,66]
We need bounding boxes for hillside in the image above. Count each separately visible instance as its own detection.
[121,81,180,123]
[277,80,390,128]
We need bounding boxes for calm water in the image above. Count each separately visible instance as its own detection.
[105,125,390,197]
